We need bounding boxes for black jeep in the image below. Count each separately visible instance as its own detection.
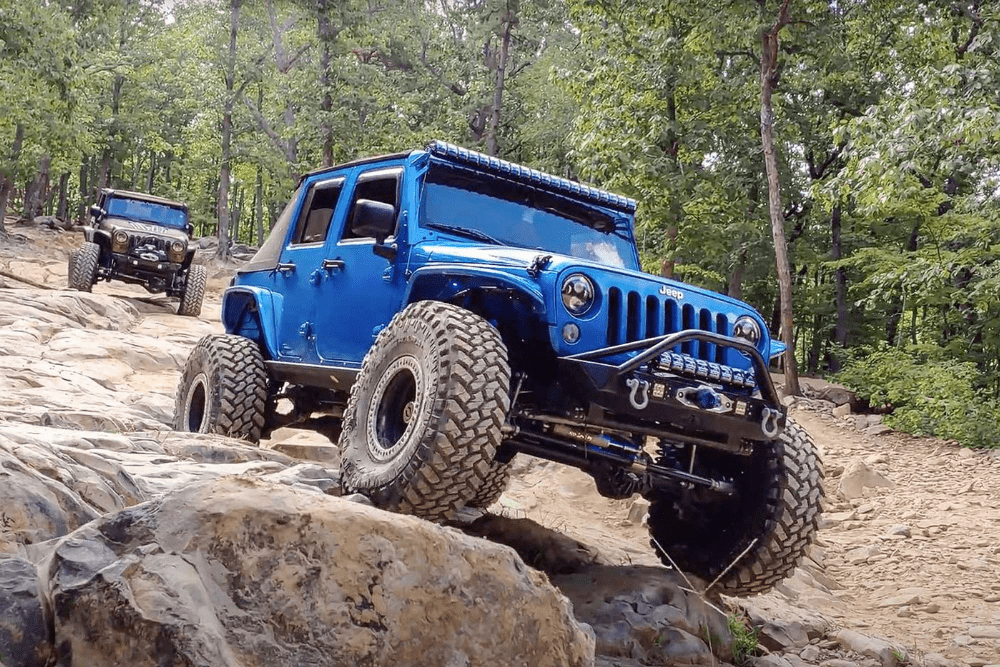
[68,189,207,316]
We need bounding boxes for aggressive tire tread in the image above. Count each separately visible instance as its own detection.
[68,242,100,292]
[178,264,207,317]
[340,301,511,521]
[173,334,269,441]
[647,418,824,596]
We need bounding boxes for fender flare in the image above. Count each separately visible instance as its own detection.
[402,264,548,318]
[221,286,283,359]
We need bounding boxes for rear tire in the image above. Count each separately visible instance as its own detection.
[173,334,269,442]
[647,418,823,596]
[68,242,100,292]
[178,264,207,317]
[340,301,510,521]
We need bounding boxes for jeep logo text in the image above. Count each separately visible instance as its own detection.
[658,286,685,300]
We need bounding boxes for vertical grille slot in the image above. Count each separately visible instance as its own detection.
[645,296,660,339]
[626,291,642,342]
[700,309,713,362]
[607,287,624,345]
[681,304,696,356]
[664,299,679,352]
[715,314,729,364]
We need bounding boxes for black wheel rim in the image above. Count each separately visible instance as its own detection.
[367,355,422,461]
[186,374,209,432]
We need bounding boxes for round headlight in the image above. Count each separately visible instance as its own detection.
[170,240,185,255]
[113,230,128,244]
[561,273,595,316]
[733,316,762,346]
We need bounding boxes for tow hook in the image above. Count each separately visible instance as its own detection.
[761,407,780,439]
[626,377,650,410]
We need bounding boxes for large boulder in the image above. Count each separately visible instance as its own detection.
[0,556,51,667]
[41,477,595,667]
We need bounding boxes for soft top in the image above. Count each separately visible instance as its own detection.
[101,188,188,211]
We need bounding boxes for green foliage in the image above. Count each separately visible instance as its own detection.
[837,344,1000,449]
[726,614,760,667]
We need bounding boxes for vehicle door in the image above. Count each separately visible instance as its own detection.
[271,175,348,363]
[313,165,408,365]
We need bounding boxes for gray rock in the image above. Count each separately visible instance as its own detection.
[886,525,911,538]
[800,645,821,662]
[755,655,795,667]
[554,566,732,664]
[465,515,603,575]
[832,404,852,417]
[819,660,861,667]
[967,625,1000,639]
[832,629,904,667]
[758,621,810,650]
[41,478,596,667]
[838,459,895,500]
[863,425,892,436]
[0,557,51,667]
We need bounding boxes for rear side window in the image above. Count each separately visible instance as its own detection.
[291,179,344,245]
[343,168,401,241]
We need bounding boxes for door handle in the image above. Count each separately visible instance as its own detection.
[322,258,345,271]
[276,262,295,274]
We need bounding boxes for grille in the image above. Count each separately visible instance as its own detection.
[606,287,730,364]
[128,235,169,253]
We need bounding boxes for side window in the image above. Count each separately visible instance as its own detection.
[343,168,401,241]
[291,179,343,245]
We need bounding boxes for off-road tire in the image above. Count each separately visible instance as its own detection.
[173,334,269,441]
[465,457,514,508]
[339,301,510,521]
[68,242,100,292]
[647,418,823,596]
[178,264,207,317]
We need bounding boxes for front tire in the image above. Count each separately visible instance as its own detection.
[466,457,514,508]
[339,301,510,521]
[173,334,269,441]
[178,264,207,317]
[68,242,100,292]
[647,418,823,596]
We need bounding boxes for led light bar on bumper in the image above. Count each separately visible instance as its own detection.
[655,351,756,389]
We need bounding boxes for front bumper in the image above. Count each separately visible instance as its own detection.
[557,330,785,443]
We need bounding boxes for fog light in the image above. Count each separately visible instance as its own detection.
[562,322,581,344]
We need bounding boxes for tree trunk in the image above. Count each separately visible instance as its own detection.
[217,0,240,261]
[77,157,89,224]
[486,9,515,156]
[727,248,747,300]
[146,151,156,192]
[254,167,264,246]
[318,0,334,167]
[23,155,51,223]
[0,124,26,236]
[760,0,799,395]
[830,204,847,371]
[56,172,70,221]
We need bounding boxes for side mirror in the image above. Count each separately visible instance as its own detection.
[351,199,396,243]
[89,204,104,221]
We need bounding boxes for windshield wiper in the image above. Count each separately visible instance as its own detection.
[424,222,503,245]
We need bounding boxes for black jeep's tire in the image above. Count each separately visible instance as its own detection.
[68,242,100,292]
[465,457,514,508]
[339,301,510,521]
[178,264,207,317]
[173,334,269,442]
[647,418,823,596]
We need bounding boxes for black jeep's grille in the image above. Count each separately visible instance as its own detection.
[128,235,169,253]
[606,287,730,364]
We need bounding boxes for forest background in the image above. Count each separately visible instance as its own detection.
[1,0,998,446]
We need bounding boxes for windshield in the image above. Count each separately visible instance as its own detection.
[106,196,188,229]
[419,164,638,269]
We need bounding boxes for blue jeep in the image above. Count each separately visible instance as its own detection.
[174,141,822,595]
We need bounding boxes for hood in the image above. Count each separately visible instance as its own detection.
[412,241,756,314]
[104,218,188,242]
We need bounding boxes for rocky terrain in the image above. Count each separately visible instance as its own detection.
[1,220,998,667]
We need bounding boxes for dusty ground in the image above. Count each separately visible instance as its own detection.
[3,219,999,666]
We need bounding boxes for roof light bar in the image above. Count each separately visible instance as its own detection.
[425,140,637,215]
